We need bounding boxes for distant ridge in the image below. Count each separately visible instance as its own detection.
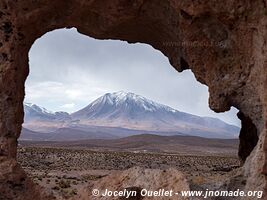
[19,133,239,156]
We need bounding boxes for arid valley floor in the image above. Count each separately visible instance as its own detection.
[17,138,241,200]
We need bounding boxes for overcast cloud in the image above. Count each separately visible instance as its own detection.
[25,28,240,126]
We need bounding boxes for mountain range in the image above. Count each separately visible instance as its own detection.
[21,91,240,141]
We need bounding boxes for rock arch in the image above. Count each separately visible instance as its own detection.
[0,0,266,199]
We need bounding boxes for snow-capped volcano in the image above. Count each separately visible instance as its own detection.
[70,91,239,138]
[24,103,56,121]
[71,91,177,120]
[23,91,240,139]
[95,91,177,113]
[23,103,71,132]
[24,103,70,120]
[24,102,53,114]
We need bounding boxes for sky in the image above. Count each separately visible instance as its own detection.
[25,28,240,126]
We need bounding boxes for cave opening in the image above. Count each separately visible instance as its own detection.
[0,1,265,199]
[15,28,248,198]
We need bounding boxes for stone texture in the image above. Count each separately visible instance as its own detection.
[237,111,259,163]
[82,167,189,200]
[0,0,266,199]
[0,158,51,200]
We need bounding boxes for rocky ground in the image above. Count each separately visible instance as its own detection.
[17,146,241,199]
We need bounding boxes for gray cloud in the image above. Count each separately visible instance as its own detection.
[25,28,240,126]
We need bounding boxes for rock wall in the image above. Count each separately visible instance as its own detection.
[0,0,266,199]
